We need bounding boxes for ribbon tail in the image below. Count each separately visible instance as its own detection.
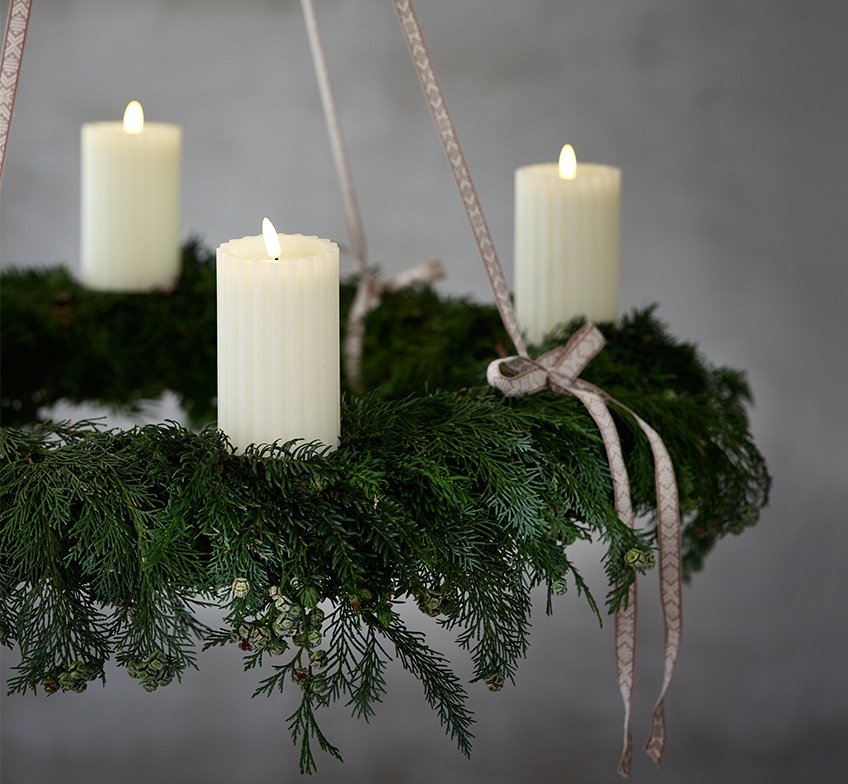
[634,415,683,766]
[569,386,638,777]
[615,583,637,777]
[645,700,666,765]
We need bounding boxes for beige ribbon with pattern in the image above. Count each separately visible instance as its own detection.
[487,324,683,773]
[0,0,32,184]
[301,0,444,390]
[392,0,683,774]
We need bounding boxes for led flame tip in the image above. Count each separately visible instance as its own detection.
[123,101,144,134]
[262,218,282,260]
[558,144,577,180]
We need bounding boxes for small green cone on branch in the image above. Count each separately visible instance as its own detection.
[232,578,250,599]
[623,548,656,573]
[484,673,505,692]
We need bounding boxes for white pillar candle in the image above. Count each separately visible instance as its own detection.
[216,221,340,453]
[514,145,621,345]
[81,101,182,291]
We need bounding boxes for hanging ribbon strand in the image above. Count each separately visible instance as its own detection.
[391,0,527,360]
[301,0,367,271]
[301,0,444,389]
[392,0,682,774]
[0,0,33,185]
[487,325,683,773]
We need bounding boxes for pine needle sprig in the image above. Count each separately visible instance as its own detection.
[381,618,476,757]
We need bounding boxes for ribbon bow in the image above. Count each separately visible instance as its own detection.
[490,324,683,775]
[487,322,606,398]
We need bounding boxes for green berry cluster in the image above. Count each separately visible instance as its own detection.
[550,575,568,595]
[126,650,173,692]
[416,589,452,618]
[347,588,396,627]
[229,585,328,656]
[231,577,250,598]
[232,622,284,654]
[291,647,331,703]
[42,660,101,695]
[292,606,325,650]
[484,673,505,692]
[623,547,656,573]
[542,520,579,596]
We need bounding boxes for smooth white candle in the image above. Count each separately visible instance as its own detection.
[216,226,340,453]
[81,101,182,291]
[514,145,621,344]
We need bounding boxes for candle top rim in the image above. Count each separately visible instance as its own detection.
[517,162,621,178]
[218,233,338,263]
[81,120,182,133]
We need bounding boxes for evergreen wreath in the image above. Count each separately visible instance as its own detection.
[0,242,770,772]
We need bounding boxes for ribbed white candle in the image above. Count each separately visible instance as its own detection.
[80,102,181,291]
[216,232,340,453]
[514,158,621,345]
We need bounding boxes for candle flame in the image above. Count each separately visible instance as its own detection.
[262,218,282,260]
[123,101,144,134]
[558,144,577,180]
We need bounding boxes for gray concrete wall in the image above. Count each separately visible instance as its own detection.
[1,1,846,781]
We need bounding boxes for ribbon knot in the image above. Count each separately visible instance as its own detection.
[487,323,606,397]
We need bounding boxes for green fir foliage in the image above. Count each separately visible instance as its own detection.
[0,241,218,426]
[0,244,770,771]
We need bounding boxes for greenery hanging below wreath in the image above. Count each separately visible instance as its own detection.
[0,242,770,772]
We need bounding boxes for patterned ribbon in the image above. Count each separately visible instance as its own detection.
[0,0,32,184]
[488,325,683,773]
[392,0,528,361]
[301,0,444,390]
[392,0,683,774]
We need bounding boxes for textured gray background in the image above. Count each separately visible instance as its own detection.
[1,1,847,782]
